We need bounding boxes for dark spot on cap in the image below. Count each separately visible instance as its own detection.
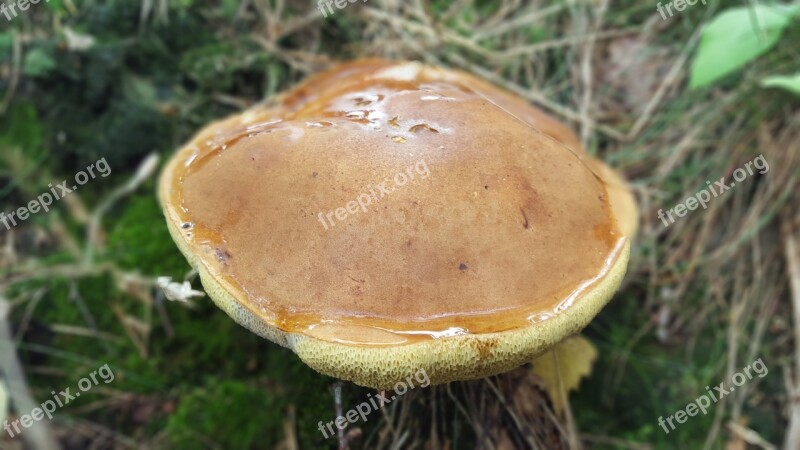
[216,248,232,263]
[459,263,468,271]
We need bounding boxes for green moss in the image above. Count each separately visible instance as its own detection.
[106,193,189,278]
[165,379,285,449]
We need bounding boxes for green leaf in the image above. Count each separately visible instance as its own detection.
[690,5,796,89]
[22,47,56,77]
[762,73,800,95]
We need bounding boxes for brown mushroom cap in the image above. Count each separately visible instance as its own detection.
[159,60,636,388]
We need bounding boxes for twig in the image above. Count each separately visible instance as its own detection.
[333,381,347,450]
[727,421,776,450]
[48,324,123,344]
[783,213,800,450]
[0,295,61,450]
[83,153,159,269]
[282,405,299,450]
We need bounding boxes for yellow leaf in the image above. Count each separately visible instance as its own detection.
[531,335,598,415]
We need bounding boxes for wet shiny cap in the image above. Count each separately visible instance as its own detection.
[159,60,635,388]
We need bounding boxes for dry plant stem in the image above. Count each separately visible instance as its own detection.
[473,4,565,41]
[139,0,169,30]
[727,422,777,450]
[478,0,519,31]
[377,389,402,445]
[48,324,123,344]
[783,214,800,450]
[365,2,634,141]
[363,7,497,61]
[253,37,318,75]
[282,405,299,450]
[111,303,149,358]
[550,349,581,449]
[439,0,470,24]
[332,382,347,450]
[1,228,16,269]
[702,123,797,265]
[50,216,84,259]
[212,93,254,110]
[83,153,159,269]
[234,0,252,22]
[447,52,626,141]
[262,0,284,38]
[0,296,61,450]
[696,121,799,449]
[730,243,779,422]
[623,23,702,142]
[0,29,21,115]
[576,0,608,149]
[497,29,635,59]
[411,0,435,32]
[653,125,704,180]
[702,222,751,447]
[383,394,413,450]
[484,379,537,448]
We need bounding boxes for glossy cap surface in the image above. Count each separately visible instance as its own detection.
[159,60,634,387]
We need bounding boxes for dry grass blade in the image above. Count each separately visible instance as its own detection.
[783,210,800,449]
[0,296,60,450]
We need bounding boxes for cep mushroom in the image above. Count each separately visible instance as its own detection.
[159,60,638,389]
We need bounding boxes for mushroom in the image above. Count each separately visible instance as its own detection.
[158,60,638,389]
